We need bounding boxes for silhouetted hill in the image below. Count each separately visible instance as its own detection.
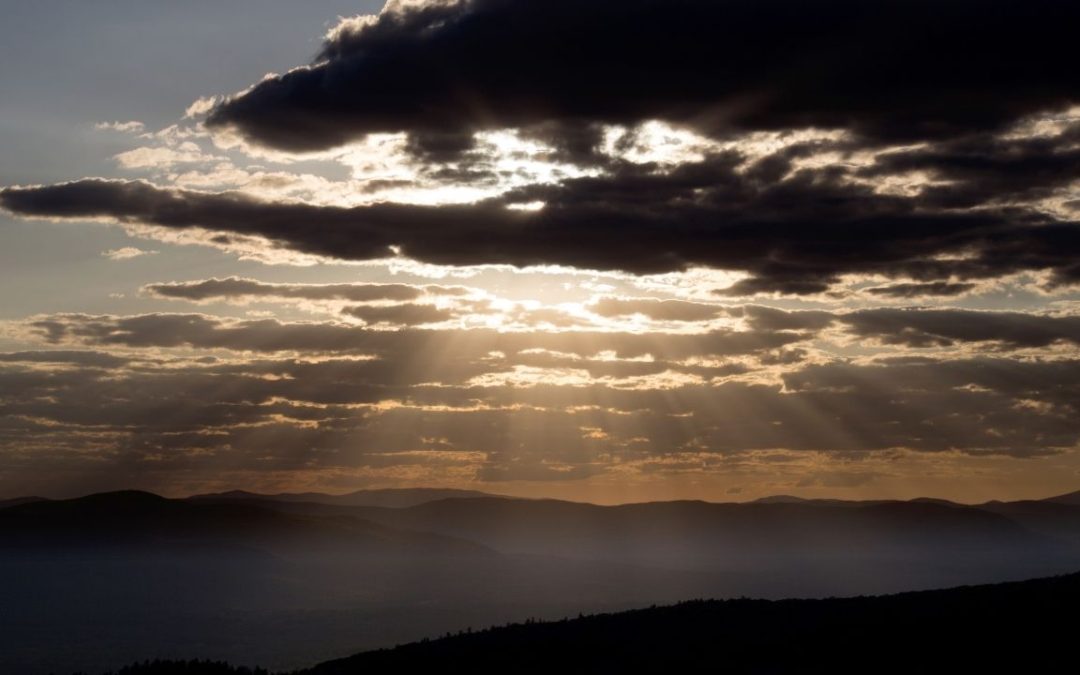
[183,492,1080,594]
[1043,489,1080,506]
[750,494,890,507]
[751,494,811,504]
[189,488,502,509]
[340,496,1072,571]
[89,661,268,675]
[979,498,1080,541]
[0,490,490,560]
[298,571,1079,675]
[0,495,46,509]
[752,494,961,508]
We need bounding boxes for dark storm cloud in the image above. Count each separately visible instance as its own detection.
[403,129,484,164]
[205,0,1080,153]
[145,277,469,303]
[857,124,1080,209]
[5,151,1077,292]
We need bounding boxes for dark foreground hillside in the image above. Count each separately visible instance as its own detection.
[95,571,1078,675]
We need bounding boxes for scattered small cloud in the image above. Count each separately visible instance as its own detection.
[95,120,145,133]
[184,95,220,119]
[103,247,157,261]
[114,143,222,169]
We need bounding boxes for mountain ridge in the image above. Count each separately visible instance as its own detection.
[1043,489,1080,506]
[188,488,506,509]
[0,489,494,560]
[5,487,1079,510]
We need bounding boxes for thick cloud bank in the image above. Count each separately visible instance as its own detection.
[4,142,1077,291]
[206,0,1080,153]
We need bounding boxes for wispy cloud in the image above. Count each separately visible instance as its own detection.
[94,120,145,133]
[102,246,157,260]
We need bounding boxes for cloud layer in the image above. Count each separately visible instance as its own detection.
[4,308,1079,495]
[1,0,1078,499]
[4,136,1077,292]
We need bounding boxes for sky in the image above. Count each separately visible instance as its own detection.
[1,0,1078,503]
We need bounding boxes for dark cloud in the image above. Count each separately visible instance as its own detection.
[839,309,1080,349]
[517,121,611,167]
[857,124,1080,209]
[736,306,1080,350]
[589,297,726,322]
[714,275,836,298]
[5,150,1077,292]
[341,303,455,326]
[0,350,131,368]
[403,129,482,164]
[864,282,978,299]
[735,306,834,333]
[145,277,469,303]
[205,0,1080,153]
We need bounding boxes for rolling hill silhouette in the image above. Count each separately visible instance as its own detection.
[0,495,45,509]
[208,493,1080,592]
[189,487,502,509]
[301,570,1080,675]
[1042,489,1080,506]
[0,490,489,559]
[340,496,1058,563]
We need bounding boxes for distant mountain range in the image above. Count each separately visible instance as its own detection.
[6,486,1078,512]
[188,487,504,509]
[3,488,1080,674]
[175,488,1080,576]
[0,490,490,560]
[0,495,46,509]
[95,570,1080,674]
[0,487,505,513]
